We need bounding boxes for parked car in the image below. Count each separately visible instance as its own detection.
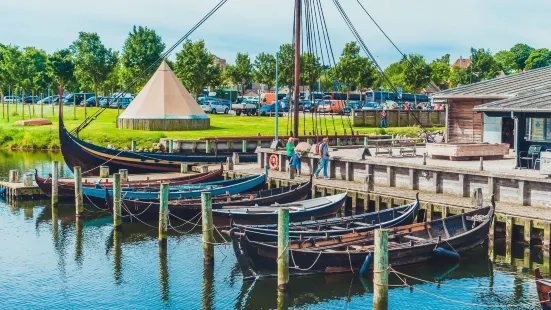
[99,97,112,108]
[200,101,229,114]
[23,96,40,104]
[343,101,364,114]
[197,96,218,104]
[38,96,60,104]
[81,96,103,107]
[317,100,346,114]
[63,93,95,105]
[109,97,133,109]
[3,96,20,104]
[361,102,380,110]
[259,103,284,116]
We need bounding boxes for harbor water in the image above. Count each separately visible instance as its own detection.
[0,151,544,309]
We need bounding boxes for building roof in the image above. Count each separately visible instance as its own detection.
[451,58,471,69]
[432,65,551,100]
[474,86,551,112]
[118,60,208,120]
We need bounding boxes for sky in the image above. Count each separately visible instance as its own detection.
[1,0,551,68]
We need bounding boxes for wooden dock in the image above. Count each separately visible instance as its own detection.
[0,181,45,200]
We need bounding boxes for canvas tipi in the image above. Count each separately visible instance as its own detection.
[117,60,210,131]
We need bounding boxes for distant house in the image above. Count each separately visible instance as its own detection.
[213,55,227,71]
[421,81,441,96]
[451,57,471,69]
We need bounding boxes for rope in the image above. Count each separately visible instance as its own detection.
[120,202,157,228]
[168,213,202,235]
[81,150,124,174]
[289,244,323,271]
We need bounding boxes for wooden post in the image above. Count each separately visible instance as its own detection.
[51,161,59,207]
[472,188,483,208]
[205,140,211,153]
[119,169,129,182]
[227,157,234,171]
[169,140,174,153]
[373,229,389,310]
[232,152,240,165]
[364,137,369,146]
[113,173,122,231]
[479,157,484,171]
[158,183,169,247]
[288,163,295,180]
[8,170,19,183]
[99,166,109,178]
[181,163,189,174]
[423,153,427,165]
[40,93,43,118]
[74,166,83,216]
[242,140,247,153]
[23,173,33,186]
[131,140,136,152]
[277,208,290,293]
[202,192,214,265]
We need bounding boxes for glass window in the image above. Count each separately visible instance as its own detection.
[526,118,551,141]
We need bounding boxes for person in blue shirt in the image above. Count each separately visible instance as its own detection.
[314,137,330,179]
[290,149,302,177]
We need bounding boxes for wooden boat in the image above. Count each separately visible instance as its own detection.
[58,102,254,175]
[109,180,312,220]
[229,202,494,279]
[34,167,224,199]
[212,193,347,226]
[83,173,266,201]
[535,268,551,309]
[233,197,419,242]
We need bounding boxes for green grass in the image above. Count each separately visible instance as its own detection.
[0,105,443,150]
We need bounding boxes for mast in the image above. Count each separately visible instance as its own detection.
[293,0,301,138]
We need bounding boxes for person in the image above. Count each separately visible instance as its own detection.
[380,110,387,128]
[314,138,330,180]
[291,149,302,177]
[286,137,295,162]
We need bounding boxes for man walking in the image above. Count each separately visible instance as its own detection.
[380,110,387,128]
[314,137,330,180]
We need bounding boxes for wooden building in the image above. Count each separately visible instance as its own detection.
[431,66,551,144]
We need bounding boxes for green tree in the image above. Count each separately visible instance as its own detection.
[22,47,50,95]
[435,54,451,65]
[524,48,551,70]
[1,45,23,100]
[510,43,534,71]
[379,61,407,91]
[403,54,432,103]
[334,42,376,102]
[71,32,117,105]
[121,26,166,94]
[174,40,216,97]
[300,53,322,93]
[253,53,276,92]
[449,65,470,87]
[494,50,515,74]
[277,44,295,89]
[429,61,450,86]
[470,47,499,82]
[227,52,253,98]
[48,48,76,91]
[103,52,122,96]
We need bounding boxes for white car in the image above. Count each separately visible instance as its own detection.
[201,101,229,114]
[3,96,20,104]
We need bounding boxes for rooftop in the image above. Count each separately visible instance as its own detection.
[432,65,551,100]
[474,86,551,112]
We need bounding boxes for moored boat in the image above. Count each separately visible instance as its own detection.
[212,193,347,226]
[109,179,312,220]
[229,202,494,279]
[535,268,551,309]
[232,197,419,242]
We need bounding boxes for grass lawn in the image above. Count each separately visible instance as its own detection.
[0,104,443,149]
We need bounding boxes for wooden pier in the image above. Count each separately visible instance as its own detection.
[0,181,45,200]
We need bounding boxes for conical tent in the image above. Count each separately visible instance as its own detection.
[117,60,210,131]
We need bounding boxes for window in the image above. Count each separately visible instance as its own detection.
[526,118,551,142]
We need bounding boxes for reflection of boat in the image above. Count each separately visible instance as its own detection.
[535,268,551,309]
[230,203,494,278]
[58,102,254,175]
[213,193,347,226]
[34,167,224,199]
[108,180,312,220]
[0,188,6,197]
[85,174,266,200]
[234,197,419,242]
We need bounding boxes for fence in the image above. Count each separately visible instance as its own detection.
[351,109,445,127]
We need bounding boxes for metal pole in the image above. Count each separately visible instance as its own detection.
[277,207,290,293]
[275,52,279,142]
[74,166,83,216]
[158,183,169,247]
[293,0,301,139]
[373,229,389,310]
[202,192,214,265]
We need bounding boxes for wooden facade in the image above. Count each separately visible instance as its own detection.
[117,118,210,131]
[351,110,445,128]
[446,99,484,143]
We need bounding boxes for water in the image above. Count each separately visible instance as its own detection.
[0,151,545,309]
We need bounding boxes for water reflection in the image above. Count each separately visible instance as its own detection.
[75,217,84,267]
[202,264,214,310]
[113,229,123,284]
[159,246,169,303]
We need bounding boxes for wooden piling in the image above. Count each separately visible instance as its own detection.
[364,137,369,146]
[202,192,214,265]
[423,153,427,165]
[22,173,33,186]
[373,228,389,310]
[242,140,247,153]
[158,183,169,247]
[169,140,174,153]
[277,207,290,293]
[8,170,19,183]
[288,163,295,180]
[74,166,83,216]
[205,140,211,153]
[113,173,122,231]
[472,188,483,208]
[232,152,240,165]
[131,140,136,152]
[51,161,59,207]
[100,166,109,178]
[226,157,234,171]
[479,157,484,171]
[119,169,129,182]
[180,163,189,174]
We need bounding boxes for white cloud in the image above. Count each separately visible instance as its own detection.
[1,0,550,67]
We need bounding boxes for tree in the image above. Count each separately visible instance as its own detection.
[429,61,450,86]
[510,43,534,71]
[1,45,23,103]
[334,42,376,102]
[253,53,276,92]
[524,48,551,70]
[449,65,469,87]
[403,54,432,103]
[227,53,253,98]
[103,52,122,96]
[174,40,216,97]
[22,47,50,95]
[71,32,117,105]
[379,61,407,91]
[435,54,451,66]
[469,47,499,82]
[300,53,322,93]
[493,50,515,74]
[277,44,295,89]
[121,26,166,94]
[48,48,76,91]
